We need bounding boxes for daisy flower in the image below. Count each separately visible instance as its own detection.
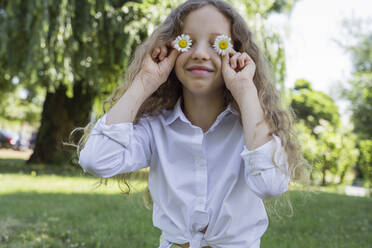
[213,34,232,56]
[173,34,192,52]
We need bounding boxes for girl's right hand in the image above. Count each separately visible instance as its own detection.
[136,41,180,94]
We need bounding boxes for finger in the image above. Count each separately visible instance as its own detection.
[238,53,248,68]
[144,50,154,65]
[247,55,256,68]
[244,56,249,66]
[221,52,233,75]
[221,52,229,71]
[229,52,241,69]
[159,45,167,60]
[161,47,180,67]
[152,47,160,60]
[245,53,254,63]
[169,40,176,49]
[227,48,238,57]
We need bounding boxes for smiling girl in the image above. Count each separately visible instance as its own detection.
[77,0,311,247]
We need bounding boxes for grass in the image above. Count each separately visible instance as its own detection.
[0,151,371,248]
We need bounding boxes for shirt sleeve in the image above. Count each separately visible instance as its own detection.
[240,134,290,199]
[78,113,153,178]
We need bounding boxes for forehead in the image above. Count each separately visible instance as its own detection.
[182,5,231,37]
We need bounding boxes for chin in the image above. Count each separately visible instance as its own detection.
[182,82,224,97]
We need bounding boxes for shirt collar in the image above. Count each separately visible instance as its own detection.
[164,96,239,126]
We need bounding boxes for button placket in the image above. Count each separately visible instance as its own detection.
[196,158,206,167]
[194,155,207,210]
[197,197,204,205]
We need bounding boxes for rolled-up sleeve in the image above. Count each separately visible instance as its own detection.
[78,113,153,178]
[240,134,290,199]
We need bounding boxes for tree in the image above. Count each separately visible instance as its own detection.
[232,0,299,94]
[295,120,358,186]
[290,79,340,133]
[288,80,361,186]
[358,140,372,187]
[0,0,174,164]
[335,17,372,186]
[0,0,297,165]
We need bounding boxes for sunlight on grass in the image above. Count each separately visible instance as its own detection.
[0,173,148,194]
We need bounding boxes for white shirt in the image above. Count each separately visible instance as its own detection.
[79,96,290,248]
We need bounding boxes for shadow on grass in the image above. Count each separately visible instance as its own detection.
[0,190,371,248]
[0,192,160,248]
[0,158,149,179]
[262,190,372,248]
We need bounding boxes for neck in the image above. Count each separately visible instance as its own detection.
[181,89,227,133]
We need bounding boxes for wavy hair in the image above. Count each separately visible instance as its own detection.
[70,0,312,218]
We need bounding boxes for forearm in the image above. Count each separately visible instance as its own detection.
[234,83,272,150]
[106,78,152,125]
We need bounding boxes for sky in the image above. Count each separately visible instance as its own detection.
[267,0,371,125]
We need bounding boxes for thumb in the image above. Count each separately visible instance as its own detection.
[221,53,232,76]
[160,47,180,72]
[165,48,180,65]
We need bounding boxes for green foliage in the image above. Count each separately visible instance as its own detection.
[0,0,178,109]
[0,0,298,165]
[291,79,358,186]
[295,120,359,186]
[0,0,294,122]
[0,85,44,125]
[229,0,298,93]
[290,79,340,132]
[335,17,372,186]
[336,17,372,140]
[0,0,184,127]
[358,139,372,187]
[294,79,312,91]
[341,72,372,140]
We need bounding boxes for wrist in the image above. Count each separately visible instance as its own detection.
[131,77,156,99]
[232,86,258,106]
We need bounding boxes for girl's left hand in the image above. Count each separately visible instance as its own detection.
[221,49,257,98]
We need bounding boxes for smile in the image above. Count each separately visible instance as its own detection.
[187,69,212,76]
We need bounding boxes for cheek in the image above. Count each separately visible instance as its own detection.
[214,57,222,73]
[175,54,187,76]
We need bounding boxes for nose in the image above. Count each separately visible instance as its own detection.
[190,42,210,61]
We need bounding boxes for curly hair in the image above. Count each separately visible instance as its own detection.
[70,0,312,218]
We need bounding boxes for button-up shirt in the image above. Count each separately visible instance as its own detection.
[79,96,290,248]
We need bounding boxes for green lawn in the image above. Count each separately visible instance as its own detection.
[0,157,371,248]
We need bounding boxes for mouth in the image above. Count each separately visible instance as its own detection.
[187,66,214,76]
[188,69,212,76]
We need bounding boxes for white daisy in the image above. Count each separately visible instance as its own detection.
[173,34,192,52]
[213,34,233,55]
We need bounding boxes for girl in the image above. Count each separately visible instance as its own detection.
[77,0,311,247]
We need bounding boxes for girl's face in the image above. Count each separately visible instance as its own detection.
[175,5,231,97]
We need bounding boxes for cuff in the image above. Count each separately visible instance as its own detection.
[240,134,286,175]
[91,113,133,147]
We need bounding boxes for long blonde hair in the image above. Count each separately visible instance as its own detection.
[71,0,312,218]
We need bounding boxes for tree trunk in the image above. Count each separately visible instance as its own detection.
[339,166,349,185]
[354,141,364,180]
[321,154,328,186]
[27,81,96,165]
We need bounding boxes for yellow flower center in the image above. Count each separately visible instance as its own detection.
[219,41,228,50]
[179,40,187,48]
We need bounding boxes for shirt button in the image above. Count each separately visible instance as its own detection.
[196,158,206,166]
[198,197,204,205]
